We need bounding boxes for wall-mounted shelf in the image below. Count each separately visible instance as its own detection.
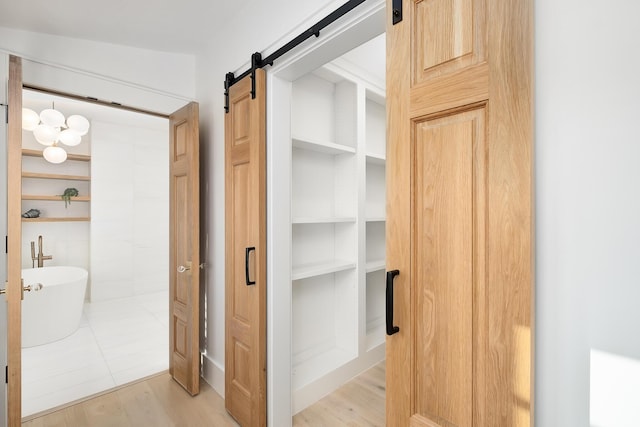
[22,172,91,181]
[22,149,91,162]
[21,149,91,223]
[22,195,90,202]
[22,217,91,223]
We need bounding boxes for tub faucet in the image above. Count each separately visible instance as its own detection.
[31,235,52,268]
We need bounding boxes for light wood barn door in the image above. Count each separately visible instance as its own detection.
[169,102,201,396]
[224,70,266,427]
[385,0,534,426]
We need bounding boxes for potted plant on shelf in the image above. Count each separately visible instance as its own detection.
[60,188,79,208]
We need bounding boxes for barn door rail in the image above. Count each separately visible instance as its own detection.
[224,0,366,112]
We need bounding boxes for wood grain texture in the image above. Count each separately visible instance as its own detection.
[21,172,90,181]
[225,69,267,427]
[21,195,91,201]
[21,149,91,162]
[387,0,533,425]
[410,63,488,119]
[21,217,90,222]
[22,374,240,427]
[169,102,200,396]
[486,0,534,424]
[414,111,481,427]
[385,0,412,425]
[412,0,486,83]
[294,362,385,427]
[7,54,22,427]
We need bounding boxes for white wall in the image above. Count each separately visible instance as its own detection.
[90,120,169,302]
[535,1,640,426]
[0,26,195,114]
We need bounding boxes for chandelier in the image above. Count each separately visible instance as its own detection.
[22,106,90,164]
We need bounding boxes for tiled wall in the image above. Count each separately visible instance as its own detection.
[89,120,169,301]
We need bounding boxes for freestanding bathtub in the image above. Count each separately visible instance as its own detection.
[21,266,88,348]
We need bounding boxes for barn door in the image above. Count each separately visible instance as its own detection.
[224,69,267,426]
[169,102,201,395]
[385,0,534,426]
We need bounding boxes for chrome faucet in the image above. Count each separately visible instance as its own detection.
[30,235,52,268]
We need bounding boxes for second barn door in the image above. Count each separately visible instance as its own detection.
[224,70,267,427]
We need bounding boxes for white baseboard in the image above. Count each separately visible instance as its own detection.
[202,353,225,398]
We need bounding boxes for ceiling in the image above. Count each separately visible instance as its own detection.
[0,0,245,54]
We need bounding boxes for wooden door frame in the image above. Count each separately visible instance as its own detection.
[266,1,385,424]
[7,54,23,427]
[5,65,199,424]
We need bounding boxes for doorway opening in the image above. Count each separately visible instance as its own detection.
[266,1,386,424]
[20,88,170,418]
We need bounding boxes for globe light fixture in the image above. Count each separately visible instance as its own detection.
[42,144,68,164]
[22,105,89,163]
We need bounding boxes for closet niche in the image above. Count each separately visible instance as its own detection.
[288,35,386,412]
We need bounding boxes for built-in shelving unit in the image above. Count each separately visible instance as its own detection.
[21,149,91,222]
[289,60,386,412]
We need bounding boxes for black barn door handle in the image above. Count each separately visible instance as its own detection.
[245,247,256,286]
[386,269,400,335]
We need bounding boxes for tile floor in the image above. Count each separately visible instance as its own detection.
[22,290,169,417]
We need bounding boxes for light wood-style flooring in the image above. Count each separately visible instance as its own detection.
[23,362,385,426]
[22,373,239,427]
[293,361,385,427]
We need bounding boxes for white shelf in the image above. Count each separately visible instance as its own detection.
[366,259,385,273]
[366,153,386,165]
[292,217,356,224]
[292,260,356,281]
[366,217,386,222]
[288,46,386,413]
[292,136,356,155]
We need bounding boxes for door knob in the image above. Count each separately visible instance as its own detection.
[23,283,43,293]
[177,262,205,273]
[177,261,192,273]
[0,281,44,300]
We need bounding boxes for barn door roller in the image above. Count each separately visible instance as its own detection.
[224,0,367,112]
